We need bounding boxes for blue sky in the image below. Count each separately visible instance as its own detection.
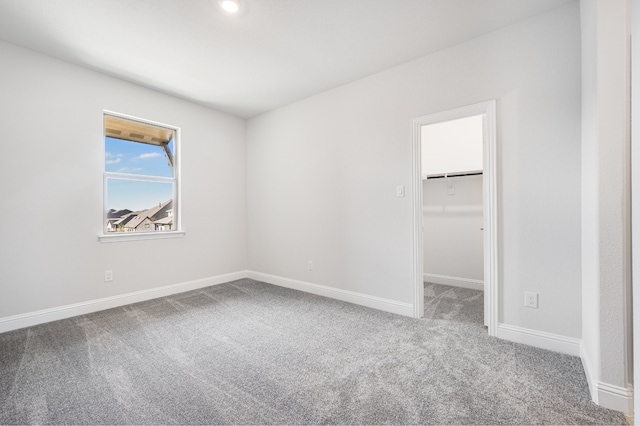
[106,180,173,212]
[105,137,174,211]
[105,137,173,176]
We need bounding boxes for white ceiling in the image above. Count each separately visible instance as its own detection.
[0,0,575,118]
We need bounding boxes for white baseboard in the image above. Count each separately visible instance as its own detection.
[596,382,634,416]
[496,323,581,356]
[248,271,414,317]
[424,273,483,291]
[0,270,249,334]
[580,342,634,415]
[1,270,413,333]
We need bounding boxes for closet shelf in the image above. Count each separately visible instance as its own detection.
[424,170,483,180]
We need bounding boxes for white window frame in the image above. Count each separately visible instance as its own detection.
[99,110,184,243]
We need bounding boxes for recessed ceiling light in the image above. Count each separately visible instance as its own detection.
[219,0,240,14]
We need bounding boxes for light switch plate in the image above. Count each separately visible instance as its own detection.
[447,179,455,195]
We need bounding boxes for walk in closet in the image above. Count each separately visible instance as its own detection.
[422,115,484,290]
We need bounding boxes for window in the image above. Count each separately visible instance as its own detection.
[102,112,180,240]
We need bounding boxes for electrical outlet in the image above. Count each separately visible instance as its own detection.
[524,292,538,308]
[307,261,313,271]
[104,270,113,282]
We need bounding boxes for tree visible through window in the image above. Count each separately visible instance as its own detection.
[103,113,179,234]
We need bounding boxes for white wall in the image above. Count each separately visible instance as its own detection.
[421,115,483,177]
[0,40,247,320]
[423,176,483,285]
[247,3,582,338]
[580,0,633,414]
[633,0,640,417]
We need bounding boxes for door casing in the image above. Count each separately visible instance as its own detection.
[411,100,498,336]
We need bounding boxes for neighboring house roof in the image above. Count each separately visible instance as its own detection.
[118,200,173,230]
[113,213,135,226]
[107,208,133,219]
[114,213,136,226]
[153,216,173,225]
[124,214,151,229]
[146,199,173,220]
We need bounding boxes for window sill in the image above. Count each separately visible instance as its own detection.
[98,231,185,243]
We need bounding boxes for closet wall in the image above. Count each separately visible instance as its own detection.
[423,175,484,289]
[422,116,484,290]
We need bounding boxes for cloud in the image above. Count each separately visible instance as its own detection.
[105,158,121,165]
[117,167,142,173]
[136,152,161,160]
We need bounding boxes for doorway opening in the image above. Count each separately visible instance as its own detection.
[411,101,498,336]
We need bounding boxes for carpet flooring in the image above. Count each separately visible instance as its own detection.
[0,279,627,425]
[424,282,484,326]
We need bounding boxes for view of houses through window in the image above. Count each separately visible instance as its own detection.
[104,113,178,234]
[106,199,174,233]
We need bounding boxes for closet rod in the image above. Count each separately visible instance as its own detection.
[426,171,483,179]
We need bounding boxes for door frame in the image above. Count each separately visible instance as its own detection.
[411,100,498,336]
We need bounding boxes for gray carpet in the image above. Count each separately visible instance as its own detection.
[0,279,626,425]
[424,282,484,325]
